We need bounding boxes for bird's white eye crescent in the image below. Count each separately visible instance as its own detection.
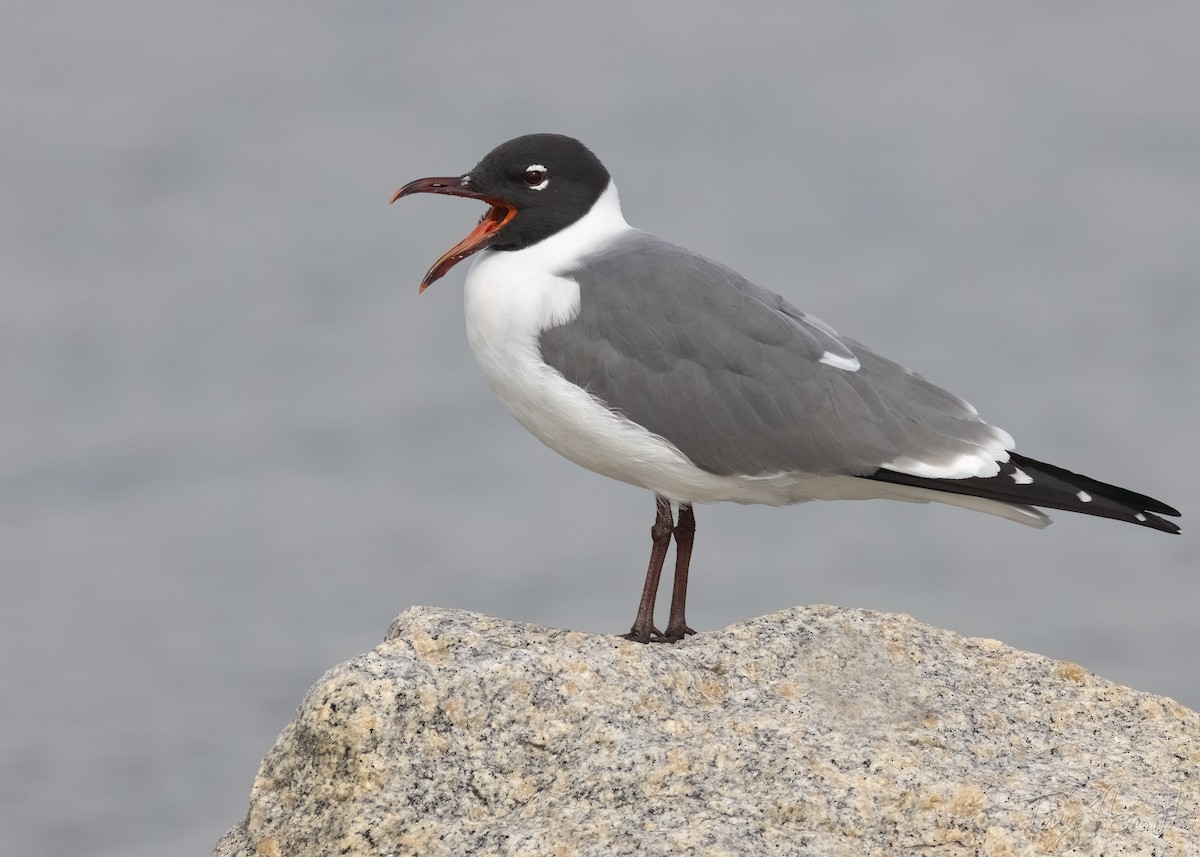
[523,165,549,190]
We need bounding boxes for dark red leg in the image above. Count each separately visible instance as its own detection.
[622,495,674,643]
[663,502,697,641]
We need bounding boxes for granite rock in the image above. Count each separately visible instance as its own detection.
[212,606,1200,856]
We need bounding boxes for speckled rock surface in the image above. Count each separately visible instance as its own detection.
[212,606,1200,857]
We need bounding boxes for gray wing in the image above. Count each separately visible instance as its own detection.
[539,231,1007,478]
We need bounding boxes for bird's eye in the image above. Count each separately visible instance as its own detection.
[523,165,549,190]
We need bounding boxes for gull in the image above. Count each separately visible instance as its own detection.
[392,133,1180,643]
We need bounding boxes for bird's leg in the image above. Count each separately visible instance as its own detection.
[662,502,697,642]
[622,494,674,643]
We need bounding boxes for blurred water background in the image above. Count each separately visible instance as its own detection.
[2,4,1197,855]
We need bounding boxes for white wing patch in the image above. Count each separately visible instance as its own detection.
[819,351,861,371]
[1010,468,1033,485]
[884,425,1015,479]
[1076,490,1092,503]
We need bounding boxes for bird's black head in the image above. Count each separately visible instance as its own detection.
[463,134,611,251]
[392,133,611,291]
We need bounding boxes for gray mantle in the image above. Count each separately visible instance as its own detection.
[212,606,1200,856]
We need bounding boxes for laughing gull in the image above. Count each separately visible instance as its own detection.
[392,133,1181,643]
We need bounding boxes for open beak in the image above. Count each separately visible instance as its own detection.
[390,176,518,292]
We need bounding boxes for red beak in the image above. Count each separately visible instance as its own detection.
[390,176,518,292]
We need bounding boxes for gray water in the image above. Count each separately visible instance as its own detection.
[3,4,1198,855]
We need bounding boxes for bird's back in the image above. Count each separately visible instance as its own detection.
[541,230,1013,481]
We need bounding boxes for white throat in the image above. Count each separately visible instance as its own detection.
[460,180,651,486]
[462,178,633,360]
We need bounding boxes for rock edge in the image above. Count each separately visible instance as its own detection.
[212,605,1200,856]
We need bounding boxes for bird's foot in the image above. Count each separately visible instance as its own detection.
[620,624,663,644]
[619,625,696,644]
[660,623,696,643]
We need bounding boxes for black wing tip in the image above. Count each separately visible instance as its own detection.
[1008,453,1182,527]
[1147,516,1182,535]
[1124,507,1182,535]
[867,453,1181,535]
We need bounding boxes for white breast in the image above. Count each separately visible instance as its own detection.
[463,182,704,495]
